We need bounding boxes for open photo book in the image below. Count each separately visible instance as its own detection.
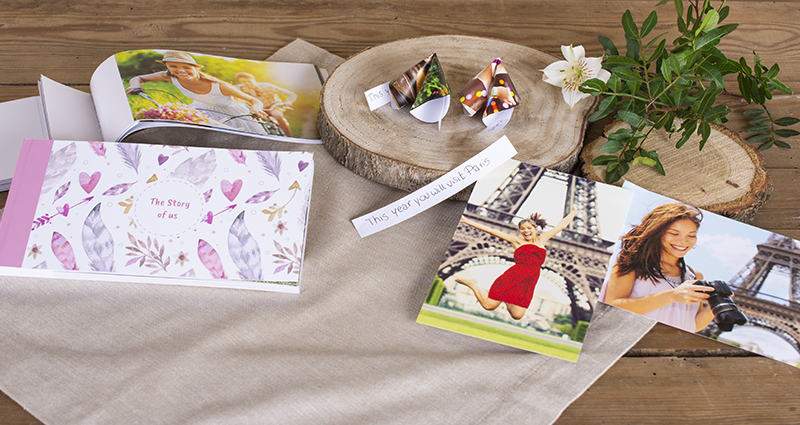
[7,49,324,146]
[418,160,800,366]
[0,139,314,293]
[0,49,324,191]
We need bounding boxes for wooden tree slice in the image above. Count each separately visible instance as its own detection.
[581,121,772,222]
[319,35,597,200]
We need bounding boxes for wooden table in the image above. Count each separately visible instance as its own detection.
[0,1,798,423]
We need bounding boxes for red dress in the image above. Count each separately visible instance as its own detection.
[488,244,546,309]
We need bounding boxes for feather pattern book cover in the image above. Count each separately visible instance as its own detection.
[0,139,314,293]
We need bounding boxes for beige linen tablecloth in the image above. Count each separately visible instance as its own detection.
[0,40,655,424]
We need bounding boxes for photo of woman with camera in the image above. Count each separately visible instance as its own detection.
[599,203,716,333]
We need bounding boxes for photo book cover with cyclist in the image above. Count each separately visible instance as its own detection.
[417,160,633,362]
[0,139,315,293]
[598,182,800,367]
[35,49,325,144]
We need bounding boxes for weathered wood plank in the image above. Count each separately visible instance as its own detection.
[0,1,798,88]
[557,356,800,424]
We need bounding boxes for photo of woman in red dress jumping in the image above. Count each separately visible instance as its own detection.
[456,205,578,320]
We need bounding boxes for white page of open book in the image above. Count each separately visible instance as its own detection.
[38,76,103,142]
[90,56,135,142]
[0,97,47,190]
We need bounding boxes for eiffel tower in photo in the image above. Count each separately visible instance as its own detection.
[438,164,615,324]
[725,234,800,352]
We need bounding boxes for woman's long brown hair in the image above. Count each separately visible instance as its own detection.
[615,203,702,283]
[519,212,547,230]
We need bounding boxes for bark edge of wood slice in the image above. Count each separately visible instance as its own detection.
[581,121,772,223]
[319,35,597,201]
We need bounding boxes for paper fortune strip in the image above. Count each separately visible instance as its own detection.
[351,136,517,238]
[458,58,519,135]
[364,53,451,129]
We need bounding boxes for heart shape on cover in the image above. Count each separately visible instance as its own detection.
[201,211,214,224]
[79,171,101,194]
[298,160,309,172]
[158,154,169,165]
[220,179,243,202]
[56,203,70,217]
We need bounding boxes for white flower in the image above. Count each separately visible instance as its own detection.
[542,45,611,109]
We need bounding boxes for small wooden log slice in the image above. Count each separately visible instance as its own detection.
[319,35,597,200]
[581,121,772,222]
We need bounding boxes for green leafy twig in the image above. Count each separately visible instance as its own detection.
[580,0,797,183]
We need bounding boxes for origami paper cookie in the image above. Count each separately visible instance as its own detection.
[458,58,519,134]
[388,53,451,126]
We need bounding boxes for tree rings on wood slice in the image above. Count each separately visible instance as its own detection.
[319,35,597,201]
[581,121,772,222]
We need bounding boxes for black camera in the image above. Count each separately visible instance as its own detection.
[694,280,748,332]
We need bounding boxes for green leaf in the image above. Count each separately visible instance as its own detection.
[774,140,792,149]
[625,35,640,61]
[580,78,606,95]
[774,117,800,126]
[591,155,618,166]
[696,86,722,117]
[746,133,772,144]
[641,11,658,38]
[742,108,765,117]
[613,67,645,83]
[738,57,753,75]
[770,79,793,94]
[608,74,622,93]
[603,56,641,68]
[748,116,770,125]
[617,110,652,128]
[646,39,668,63]
[704,104,729,122]
[618,160,630,177]
[697,62,724,88]
[668,54,682,76]
[660,56,673,82]
[653,113,671,130]
[718,5,730,22]
[758,140,775,150]
[632,156,658,167]
[698,121,711,150]
[750,76,763,104]
[738,74,753,103]
[695,26,734,51]
[600,138,625,153]
[775,129,800,138]
[677,15,688,33]
[676,120,697,148]
[675,0,684,17]
[622,10,639,39]
[609,127,634,140]
[643,32,668,50]
[589,96,618,122]
[717,23,739,35]
[675,49,702,69]
[671,88,687,106]
[598,35,619,56]
[664,114,676,132]
[651,151,666,175]
[696,9,719,35]
[766,63,780,79]
[747,124,771,133]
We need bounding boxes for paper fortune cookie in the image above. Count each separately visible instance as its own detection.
[458,58,519,134]
[389,53,451,125]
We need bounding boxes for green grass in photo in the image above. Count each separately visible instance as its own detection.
[417,309,580,362]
